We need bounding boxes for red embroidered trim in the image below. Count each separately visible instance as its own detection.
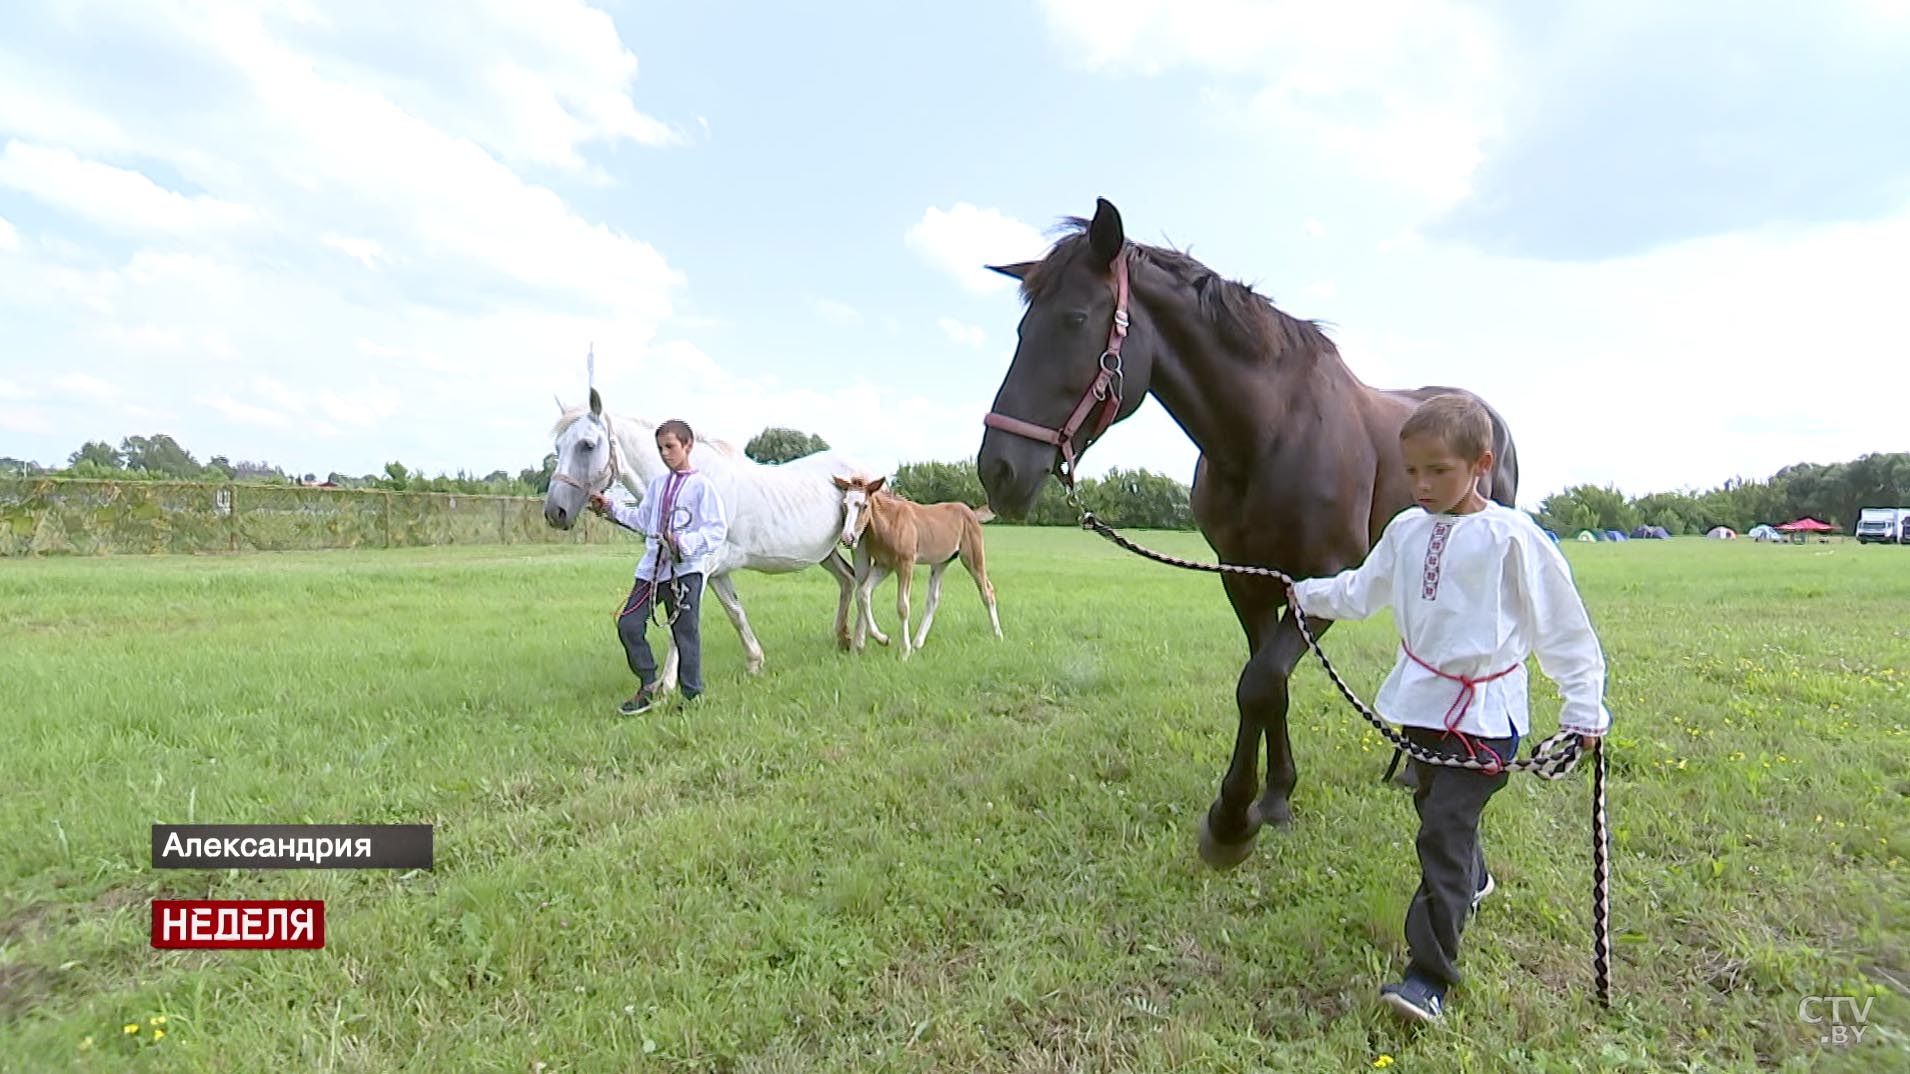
[1421,519,1453,600]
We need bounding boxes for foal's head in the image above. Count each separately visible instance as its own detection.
[832,474,886,546]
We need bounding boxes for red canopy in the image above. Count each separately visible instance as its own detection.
[1776,518,1836,532]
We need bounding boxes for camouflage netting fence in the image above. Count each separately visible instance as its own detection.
[0,479,623,556]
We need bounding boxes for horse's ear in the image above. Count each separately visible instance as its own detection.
[832,475,851,490]
[588,387,603,418]
[868,476,886,495]
[1089,197,1125,266]
[987,261,1036,281]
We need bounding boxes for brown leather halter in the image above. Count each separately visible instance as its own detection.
[983,248,1130,487]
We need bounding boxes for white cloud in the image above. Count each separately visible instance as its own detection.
[0,214,17,252]
[936,316,987,349]
[814,299,863,327]
[196,394,292,429]
[1037,0,1503,207]
[1303,218,1326,238]
[314,385,399,427]
[0,3,692,477]
[0,405,53,434]
[321,233,386,268]
[51,373,118,397]
[906,203,1050,293]
[0,141,259,236]
[0,377,29,400]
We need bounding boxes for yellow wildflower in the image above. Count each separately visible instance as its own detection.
[1374,1057,1396,1069]
[150,1015,167,1025]
[123,1023,140,1035]
[79,1036,94,1050]
[153,1028,167,1042]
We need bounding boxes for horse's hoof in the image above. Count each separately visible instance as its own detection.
[1197,812,1258,870]
[1248,798,1293,829]
[745,661,765,676]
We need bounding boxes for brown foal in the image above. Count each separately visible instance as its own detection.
[833,475,1002,658]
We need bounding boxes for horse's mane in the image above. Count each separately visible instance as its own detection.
[1020,219,1337,360]
[550,405,744,460]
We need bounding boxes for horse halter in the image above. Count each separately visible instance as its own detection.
[983,248,1130,488]
[550,414,623,498]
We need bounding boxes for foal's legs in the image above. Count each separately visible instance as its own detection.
[853,558,893,652]
[958,538,1001,639]
[912,561,948,650]
[707,572,765,674]
[659,629,681,695]
[894,559,916,659]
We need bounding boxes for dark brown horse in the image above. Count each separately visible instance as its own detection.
[977,197,1518,869]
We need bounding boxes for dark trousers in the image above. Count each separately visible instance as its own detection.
[616,573,705,698]
[1401,725,1515,989]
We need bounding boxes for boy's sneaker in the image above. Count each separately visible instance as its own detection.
[1472,869,1495,911]
[617,687,659,716]
[1379,976,1445,1024]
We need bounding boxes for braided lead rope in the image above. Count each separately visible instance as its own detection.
[1591,736,1613,1005]
[1075,507,1614,1006]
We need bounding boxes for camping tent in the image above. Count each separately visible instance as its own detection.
[1631,525,1671,539]
[1605,530,1628,542]
[1576,530,1597,542]
[1748,525,1781,542]
[1706,526,1737,539]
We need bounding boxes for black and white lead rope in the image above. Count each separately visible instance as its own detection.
[1073,504,1614,1008]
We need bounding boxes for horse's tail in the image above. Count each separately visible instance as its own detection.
[971,504,996,524]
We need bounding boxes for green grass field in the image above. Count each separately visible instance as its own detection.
[2,530,1906,1072]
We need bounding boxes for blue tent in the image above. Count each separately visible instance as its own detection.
[1605,530,1628,542]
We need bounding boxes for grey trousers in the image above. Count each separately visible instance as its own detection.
[1401,725,1515,988]
[616,572,705,698]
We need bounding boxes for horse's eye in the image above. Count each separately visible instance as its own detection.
[1064,311,1089,330]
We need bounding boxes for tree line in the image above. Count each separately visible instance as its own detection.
[3,434,556,497]
[9,427,1905,534]
[1532,453,1910,535]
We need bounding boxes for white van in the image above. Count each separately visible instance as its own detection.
[1854,507,1910,544]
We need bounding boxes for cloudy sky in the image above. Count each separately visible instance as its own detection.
[1,0,1906,505]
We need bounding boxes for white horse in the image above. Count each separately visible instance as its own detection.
[543,389,869,692]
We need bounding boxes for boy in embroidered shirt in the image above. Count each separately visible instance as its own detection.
[587,419,728,715]
[1289,393,1610,1024]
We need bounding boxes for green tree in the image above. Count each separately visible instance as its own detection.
[1631,491,1704,535]
[745,427,830,464]
[1083,468,1194,529]
[891,461,985,506]
[119,433,202,478]
[69,440,123,469]
[1536,485,1639,535]
[379,461,411,490]
[518,453,557,495]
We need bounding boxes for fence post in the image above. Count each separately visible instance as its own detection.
[383,491,393,549]
[228,483,238,553]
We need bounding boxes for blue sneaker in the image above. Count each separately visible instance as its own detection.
[1379,976,1445,1024]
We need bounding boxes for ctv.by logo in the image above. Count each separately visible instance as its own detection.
[1798,995,1872,1046]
